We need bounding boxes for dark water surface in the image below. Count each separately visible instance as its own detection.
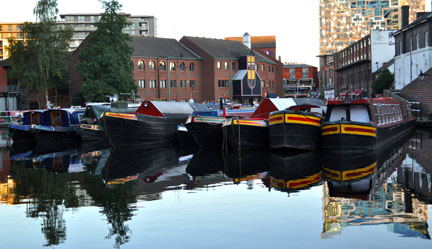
[1,129,432,248]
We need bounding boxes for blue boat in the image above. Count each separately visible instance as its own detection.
[9,108,84,145]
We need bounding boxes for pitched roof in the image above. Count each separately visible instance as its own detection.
[128,36,200,59]
[182,36,274,64]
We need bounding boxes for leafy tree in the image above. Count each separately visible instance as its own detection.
[76,0,136,102]
[8,0,72,108]
[372,69,394,94]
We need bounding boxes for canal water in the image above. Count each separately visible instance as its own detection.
[1,129,432,249]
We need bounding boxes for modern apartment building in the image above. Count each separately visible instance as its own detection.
[282,63,318,98]
[0,23,24,60]
[319,0,425,56]
[59,13,157,50]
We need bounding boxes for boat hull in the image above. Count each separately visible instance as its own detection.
[184,116,225,148]
[102,112,186,148]
[224,119,268,150]
[9,125,35,143]
[78,124,108,142]
[321,119,415,153]
[269,110,322,151]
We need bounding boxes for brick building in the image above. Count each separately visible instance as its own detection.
[67,35,280,105]
[318,54,335,100]
[180,36,278,104]
[283,63,318,98]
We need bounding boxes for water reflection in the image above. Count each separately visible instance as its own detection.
[321,130,431,239]
[270,151,321,193]
[0,129,431,248]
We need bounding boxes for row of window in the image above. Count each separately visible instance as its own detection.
[400,31,429,54]
[216,61,275,72]
[138,80,196,89]
[137,60,196,72]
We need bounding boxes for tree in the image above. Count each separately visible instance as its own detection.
[372,69,394,94]
[8,0,72,108]
[76,0,136,102]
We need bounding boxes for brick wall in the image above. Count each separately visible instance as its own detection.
[0,66,6,86]
[400,68,432,117]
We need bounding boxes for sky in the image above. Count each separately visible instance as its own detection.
[4,0,320,66]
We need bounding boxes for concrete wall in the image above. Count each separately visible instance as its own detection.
[394,47,432,90]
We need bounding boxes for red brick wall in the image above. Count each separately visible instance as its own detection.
[400,68,432,117]
[0,67,7,86]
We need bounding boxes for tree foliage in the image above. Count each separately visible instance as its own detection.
[8,0,72,107]
[76,0,136,102]
[372,69,394,94]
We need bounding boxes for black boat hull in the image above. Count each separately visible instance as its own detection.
[185,116,225,148]
[78,124,108,142]
[224,119,268,150]
[269,110,322,151]
[102,112,186,148]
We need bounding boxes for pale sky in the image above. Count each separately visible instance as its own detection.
[4,0,321,66]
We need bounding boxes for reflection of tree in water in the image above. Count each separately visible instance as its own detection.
[10,161,81,247]
[83,175,137,249]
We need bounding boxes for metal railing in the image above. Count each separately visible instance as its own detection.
[408,101,422,120]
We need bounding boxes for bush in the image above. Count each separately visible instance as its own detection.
[372,69,394,94]
[71,91,85,107]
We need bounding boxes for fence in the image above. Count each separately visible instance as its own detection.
[408,101,422,120]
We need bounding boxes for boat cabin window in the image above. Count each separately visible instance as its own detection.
[350,105,370,122]
[328,104,370,122]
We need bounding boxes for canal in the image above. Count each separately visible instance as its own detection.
[0,129,432,248]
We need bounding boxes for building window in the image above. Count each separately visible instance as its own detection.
[190,80,195,88]
[262,80,266,87]
[160,61,166,71]
[138,60,145,70]
[232,62,236,70]
[302,68,309,78]
[170,80,176,88]
[218,80,229,87]
[217,61,221,69]
[170,62,176,71]
[261,64,265,71]
[149,61,156,70]
[160,80,166,88]
[180,80,186,88]
[138,80,145,88]
[417,34,420,49]
[410,36,413,52]
[189,63,195,71]
[289,68,295,79]
[179,62,185,71]
[224,62,229,70]
[425,32,429,47]
[149,80,156,88]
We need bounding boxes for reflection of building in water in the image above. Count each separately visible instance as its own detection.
[322,133,430,239]
[322,182,429,239]
[0,177,15,205]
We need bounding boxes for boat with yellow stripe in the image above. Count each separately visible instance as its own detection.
[321,98,415,153]
[269,104,323,150]
[270,151,321,193]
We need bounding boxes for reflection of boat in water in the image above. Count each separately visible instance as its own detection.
[270,151,321,193]
[322,150,377,199]
[321,130,430,240]
[103,145,191,186]
[10,149,86,173]
[223,149,270,185]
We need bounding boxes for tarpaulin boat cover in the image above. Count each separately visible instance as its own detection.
[293,98,324,106]
[251,98,323,119]
[150,101,214,115]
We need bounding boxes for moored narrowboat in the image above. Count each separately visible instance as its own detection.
[78,104,110,141]
[321,97,415,153]
[9,110,44,143]
[269,104,323,151]
[184,108,255,148]
[101,101,211,148]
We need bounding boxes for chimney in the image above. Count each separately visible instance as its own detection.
[401,5,409,28]
[243,32,251,49]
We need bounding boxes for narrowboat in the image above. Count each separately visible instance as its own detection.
[269,104,323,151]
[184,108,254,148]
[270,151,321,193]
[78,104,110,141]
[223,98,323,150]
[321,97,416,153]
[9,110,44,143]
[32,108,84,144]
[101,101,211,148]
